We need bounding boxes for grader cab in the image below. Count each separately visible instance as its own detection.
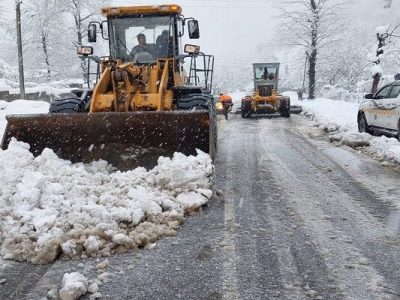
[241,63,290,118]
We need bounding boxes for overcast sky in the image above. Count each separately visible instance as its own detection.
[1,0,400,81]
[108,0,400,69]
[109,0,279,70]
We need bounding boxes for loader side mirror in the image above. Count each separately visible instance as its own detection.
[88,24,97,43]
[188,20,200,39]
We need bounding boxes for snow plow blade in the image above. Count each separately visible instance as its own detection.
[1,111,216,170]
[290,105,303,114]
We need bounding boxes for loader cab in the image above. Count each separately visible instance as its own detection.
[82,5,214,93]
[86,5,197,64]
[107,14,179,64]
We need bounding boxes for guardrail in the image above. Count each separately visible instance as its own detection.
[0,91,53,102]
[0,83,83,102]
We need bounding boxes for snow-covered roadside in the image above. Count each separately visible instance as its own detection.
[0,100,215,264]
[0,100,49,138]
[0,78,84,97]
[284,91,400,165]
[0,141,214,264]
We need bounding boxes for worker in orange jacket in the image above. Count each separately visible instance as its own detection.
[219,93,233,120]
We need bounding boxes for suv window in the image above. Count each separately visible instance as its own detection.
[375,85,392,99]
[388,85,400,98]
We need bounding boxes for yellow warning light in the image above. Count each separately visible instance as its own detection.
[170,5,180,11]
[159,5,181,12]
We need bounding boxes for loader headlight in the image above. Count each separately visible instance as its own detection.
[215,103,223,110]
[77,46,93,56]
[184,44,200,54]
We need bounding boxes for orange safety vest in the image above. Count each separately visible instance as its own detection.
[219,94,232,102]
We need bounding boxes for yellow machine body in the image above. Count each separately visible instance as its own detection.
[1,4,216,170]
[241,63,291,118]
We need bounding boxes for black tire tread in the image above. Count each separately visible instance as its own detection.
[358,113,372,134]
[177,94,212,111]
[49,97,84,113]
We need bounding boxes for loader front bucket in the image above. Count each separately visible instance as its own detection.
[1,111,216,170]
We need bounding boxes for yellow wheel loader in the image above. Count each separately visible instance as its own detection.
[241,63,290,118]
[1,4,217,170]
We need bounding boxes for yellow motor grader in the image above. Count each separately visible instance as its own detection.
[241,63,290,118]
[1,4,216,169]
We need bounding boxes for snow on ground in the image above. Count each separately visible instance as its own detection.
[0,140,214,264]
[284,91,400,165]
[59,272,88,300]
[0,99,214,264]
[1,92,400,265]
[0,100,49,138]
[1,78,84,96]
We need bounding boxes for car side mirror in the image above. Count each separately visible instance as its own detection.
[364,93,374,99]
[188,20,200,39]
[88,24,97,43]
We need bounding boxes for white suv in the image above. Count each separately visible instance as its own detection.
[358,78,400,140]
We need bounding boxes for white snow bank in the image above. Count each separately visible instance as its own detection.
[0,100,49,140]
[1,78,84,96]
[0,140,214,264]
[59,272,88,300]
[299,97,400,164]
[300,97,359,132]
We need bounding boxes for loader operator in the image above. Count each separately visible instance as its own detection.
[219,93,233,120]
[131,33,155,60]
[156,30,172,57]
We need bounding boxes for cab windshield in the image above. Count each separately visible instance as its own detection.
[255,66,277,81]
[109,15,175,63]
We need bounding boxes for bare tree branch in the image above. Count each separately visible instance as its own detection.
[276,0,348,98]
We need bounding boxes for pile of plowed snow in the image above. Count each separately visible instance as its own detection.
[0,140,214,264]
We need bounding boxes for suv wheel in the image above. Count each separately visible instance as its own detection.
[358,113,372,134]
[398,119,400,142]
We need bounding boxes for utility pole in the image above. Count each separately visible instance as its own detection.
[301,51,309,98]
[16,0,25,99]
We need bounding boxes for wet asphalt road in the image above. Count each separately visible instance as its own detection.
[2,113,400,299]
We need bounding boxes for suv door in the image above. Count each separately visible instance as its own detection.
[366,85,393,128]
[381,84,400,130]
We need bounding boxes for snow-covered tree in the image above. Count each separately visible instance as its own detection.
[369,23,400,93]
[318,35,368,91]
[21,0,64,80]
[370,25,389,93]
[277,0,346,99]
[60,0,104,47]
[0,3,5,27]
[383,0,393,8]
[59,0,107,79]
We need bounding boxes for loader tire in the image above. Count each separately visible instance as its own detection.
[177,94,211,111]
[358,113,372,134]
[241,101,251,118]
[280,108,290,118]
[49,97,87,113]
[279,99,291,118]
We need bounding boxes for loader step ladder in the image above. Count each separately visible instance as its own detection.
[187,53,214,93]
